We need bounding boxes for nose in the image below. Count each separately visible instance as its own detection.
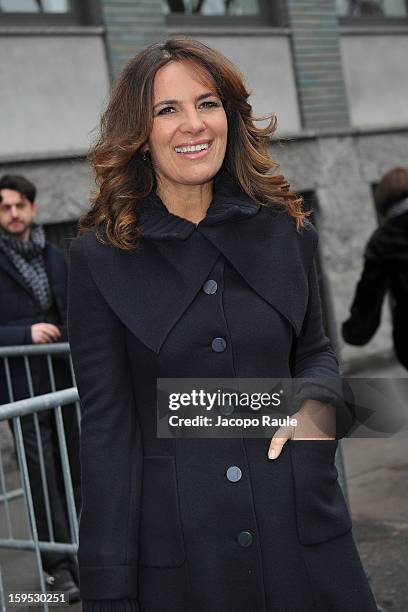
[179,107,206,134]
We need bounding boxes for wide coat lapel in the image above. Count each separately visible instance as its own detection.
[78,166,318,353]
[81,205,316,354]
[198,209,318,337]
[82,230,221,353]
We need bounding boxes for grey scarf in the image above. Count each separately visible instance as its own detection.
[385,197,408,220]
[0,224,52,311]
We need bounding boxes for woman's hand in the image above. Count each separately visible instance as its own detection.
[268,399,336,460]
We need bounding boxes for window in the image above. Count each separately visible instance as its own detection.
[0,0,100,24]
[0,0,69,13]
[336,0,408,18]
[163,0,260,16]
[163,0,287,26]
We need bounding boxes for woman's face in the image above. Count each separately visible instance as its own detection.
[147,61,228,190]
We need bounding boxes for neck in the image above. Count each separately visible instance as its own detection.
[20,228,31,242]
[0,226,30,242]
[11,228,31,242]
[156,180,213,225]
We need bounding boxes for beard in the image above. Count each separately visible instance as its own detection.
[6,221,29,237]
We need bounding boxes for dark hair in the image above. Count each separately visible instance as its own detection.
[374,167,408,215]
[0,174,36,204]
[81,37,309,251]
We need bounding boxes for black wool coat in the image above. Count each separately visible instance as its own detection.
[68,180,377,612]
[342,203,408,369]
[0,243,68,403]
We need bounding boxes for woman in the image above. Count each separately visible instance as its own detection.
[68,38,377,611]
[343,166,408,370]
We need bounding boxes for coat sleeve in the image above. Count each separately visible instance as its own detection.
[291,256,355,439]
[342,258,389,346]
[68,236,142,607]
[0,324,32,345]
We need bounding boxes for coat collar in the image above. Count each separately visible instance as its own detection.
[82,191,317,355]
[137,174,261,241]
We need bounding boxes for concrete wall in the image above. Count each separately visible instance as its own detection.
[0,33,109,160]
[199,35,302,134]
[340,32,408,128]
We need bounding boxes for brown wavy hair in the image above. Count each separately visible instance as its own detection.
[81,37,309,250]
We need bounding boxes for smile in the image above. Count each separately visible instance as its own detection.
[174,142,210,154]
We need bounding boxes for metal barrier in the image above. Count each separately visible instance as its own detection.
[0,344,80,612]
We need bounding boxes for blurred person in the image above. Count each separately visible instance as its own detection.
[0,174,80,601]
[68,38,377,611]
[342,167,408,369]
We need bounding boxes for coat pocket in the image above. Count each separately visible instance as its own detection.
[139,456,186,568]
[289,440,352,546]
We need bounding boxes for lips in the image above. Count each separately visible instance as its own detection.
[173,141,212,160]
[174,140,211,154]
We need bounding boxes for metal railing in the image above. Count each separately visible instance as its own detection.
[0,344,80,612]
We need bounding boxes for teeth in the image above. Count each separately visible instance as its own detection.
[175,143,209,153]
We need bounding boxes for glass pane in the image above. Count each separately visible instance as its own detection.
[163,0,260,15]
[335,0,407,17]
[43,0,68,11]
[0,0,69,12]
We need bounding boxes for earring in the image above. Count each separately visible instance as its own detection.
[142,150,150,162]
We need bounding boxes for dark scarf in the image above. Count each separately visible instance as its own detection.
[0,223,52,310]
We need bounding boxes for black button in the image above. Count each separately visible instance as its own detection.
[226,466,242,482]
[211,337,226,353]
[203,279,218,295]
[237,531,253,547]
[218,402,235,416]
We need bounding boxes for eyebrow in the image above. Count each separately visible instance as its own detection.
[153,91,219,111]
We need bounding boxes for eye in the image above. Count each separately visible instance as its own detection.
[157,106,176,116]
[200,100,221,109]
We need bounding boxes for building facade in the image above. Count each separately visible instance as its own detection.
[1,0,407,369]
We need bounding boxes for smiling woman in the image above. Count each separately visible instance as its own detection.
[69,37,378,612]
[81,37,306,249]
[144,61,228,223]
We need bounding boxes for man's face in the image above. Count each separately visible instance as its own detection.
[0,189,37,240]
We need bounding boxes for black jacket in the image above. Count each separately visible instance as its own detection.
[0,242,68,403]
[68,182,376,612]
[342,205,408,369]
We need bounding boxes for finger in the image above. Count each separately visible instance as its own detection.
[50,328,61,340]
[41,331,55,343]
[268,426,292,460]
[44,324,60,336]
[43,326,60,341]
